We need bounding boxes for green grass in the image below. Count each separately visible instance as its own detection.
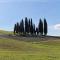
[0,30,13,35]
[0,38,60,60]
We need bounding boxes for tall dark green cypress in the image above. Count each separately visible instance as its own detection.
[44,18,47,36]
[25,17,29,34]
[30,18,33,34]
[33,24,36,35]
[16,22,19,34]
[19,22,21,34]
[21,19,24,33]
[19,19,24,34]
[14,24,17,34]
[28,19,31,34]
[38,19,43,35]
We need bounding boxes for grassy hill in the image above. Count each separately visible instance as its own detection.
[0,38,60,60]
[0,30,13,35]
[0,30,60,60]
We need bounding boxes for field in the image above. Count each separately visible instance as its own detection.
[0,38,60,60]
[0,31,60,60]
[0,30,13,35]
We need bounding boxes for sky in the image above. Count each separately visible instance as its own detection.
[0,0,60,36]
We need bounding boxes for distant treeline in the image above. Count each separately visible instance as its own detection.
[14,17,47,36]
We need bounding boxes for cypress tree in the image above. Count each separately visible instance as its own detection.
[25,17,29,34]
[14,24,17,35]
[38,19,43,35]
[44,18,48,36]
[21,19,24,33]
[16,22,19,34]
[19,21,21,34]
[19,19,24,34]
[30,18,33,34]
[33,24,36,35]
[28,19,31,34]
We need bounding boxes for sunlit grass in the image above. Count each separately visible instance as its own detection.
[0,38,60,60]
[0,30,13,35]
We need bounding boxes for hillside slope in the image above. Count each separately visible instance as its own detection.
[0,30,60,60]
[0,38,59,60]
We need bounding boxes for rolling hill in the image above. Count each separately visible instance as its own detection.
[0,30,60,60]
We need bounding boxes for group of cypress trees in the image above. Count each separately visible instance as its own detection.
[14,17,47,36]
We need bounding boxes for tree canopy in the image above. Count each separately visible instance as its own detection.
[14,17,48,36]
